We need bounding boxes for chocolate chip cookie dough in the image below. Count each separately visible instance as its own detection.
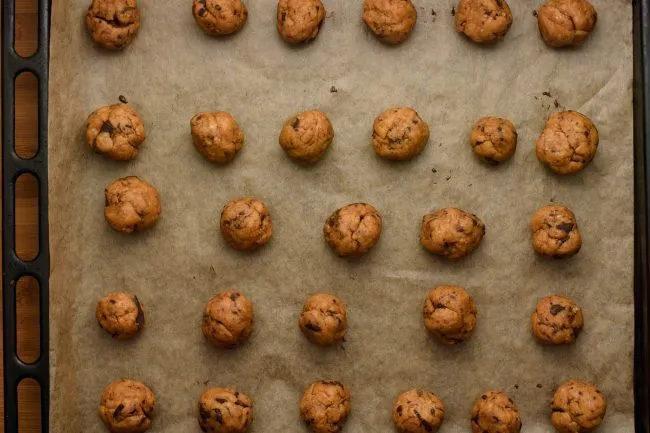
[537,0,597,48]
[420,208,485,260]
[423,285,477,345]
[372,107,429,160]
[198,387,253,433]
[86,0,141,50]
[191,112,245,164]
[551,380,606,433]
[300,380,351,433]
[276,0,326,44]
[530,205,582,258]
[279,110,333,163]
[104,176,161,234]
[86,104,145,161]
[536,111,599,175]
[220,197,273,251]
[455,0,513,44]
[202,290,254,349]
[96,292,145,339]
[192,0,248,36]
[323,203,382,257]
[392,389,445,433]
[531,295,583,345]
[99,379,156,433]
[363,0,417,44]
[469,116,517,163]
[299,293,347,346]
[471,391,521,433]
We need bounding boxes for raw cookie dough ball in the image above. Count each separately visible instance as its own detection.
[469,116,517,163]
[537,0,597,48]
[471,391,521,433]
[363,0,417,44]
[455,0,513,44]
[198,387,253,433]
[392,389,445,433]
[86,104,145,161]
[99,379,156,433]
[86,0,141,50]
[104,176,161,234]
[191,112,245,164]
[192,0,248,36]
[220,197,273,251]
[372,107,429,160]
[530,205,582,258]
[551,380,606,433]
[96,292,145,339]
[420,208,485,260]
[300,380,351,433]
[276,0,326,44]
[531,295,583,345]
[323,203,382,257]
[299,293,347,346]
[279,110,334,163]
[536,111,598,175]
[423,285,477,345]
[201,290,254,349]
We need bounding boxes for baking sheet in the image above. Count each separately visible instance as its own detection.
[48,0,634,431]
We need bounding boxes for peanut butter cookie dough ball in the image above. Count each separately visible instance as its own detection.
[537,0,597,48]
[531,205,582,258]
[551,381,606,433]
[99,379,155,433]
[86,0,141,50]
[372,107,429,160]
[423,285,477,345]
[363,0,417,44]
[420,208,485,260]
[469,116,517,163]
[300,380,351,433]
[198,387,253,433]
[202,290,254,349]
[392,389,445,433]
[471,391,521,433]
[531,295,583,345]
[279,110,333,163]
[323,203,382,257]
[220,197,272,251]
[299,293,347,346]
[455,0,513,44]
[96,292,145,339]
[104,176,161,234]
[276,0,326,44]
[192,0,248,36]
[86,104,145,161]
[191,112,245,164]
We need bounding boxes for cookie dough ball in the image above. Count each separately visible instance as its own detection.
[99,379,156,433]
[299,293,347,346]
[323,203,382,257]
[420,208,485,260]
[531,295,583,345]
[470,116,517,163]
[86,104,145,161]
[202,290,254,349]
[279,110,333,163]
[455,0,513,44]
[372,107,429,160]
[192,0,248,36]
[530,205,582,258]
[198,387,253,433]
[537,0,597,48]
[86,0,141,50]
[300,380,351,433]
[191,112,245,164]
[363,0,417,44]
[423,285,477,345]
[552,381,606,433]
[276,0,326,44]
[104,176,161,234]
[220,197,272,251]
[471,391,521,433]
[536,111,598,175]
[392,389,445,433]
[96,292,145,340]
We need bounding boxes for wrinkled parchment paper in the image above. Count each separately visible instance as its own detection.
[48,0,634,431]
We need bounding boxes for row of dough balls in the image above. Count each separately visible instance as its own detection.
[87,103,600,175]
[98,378,606,433]
[86,0,598,50]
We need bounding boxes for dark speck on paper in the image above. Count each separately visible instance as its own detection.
[118,95,128,104]
[431,168,437,173]
[445,175,451,181]
[533,10,538,17]
[330,86,338,93]
[451,7,455,16]
[537,384,543,389]
[543,91,552,97]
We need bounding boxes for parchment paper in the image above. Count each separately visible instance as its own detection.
[48,0,634,431]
